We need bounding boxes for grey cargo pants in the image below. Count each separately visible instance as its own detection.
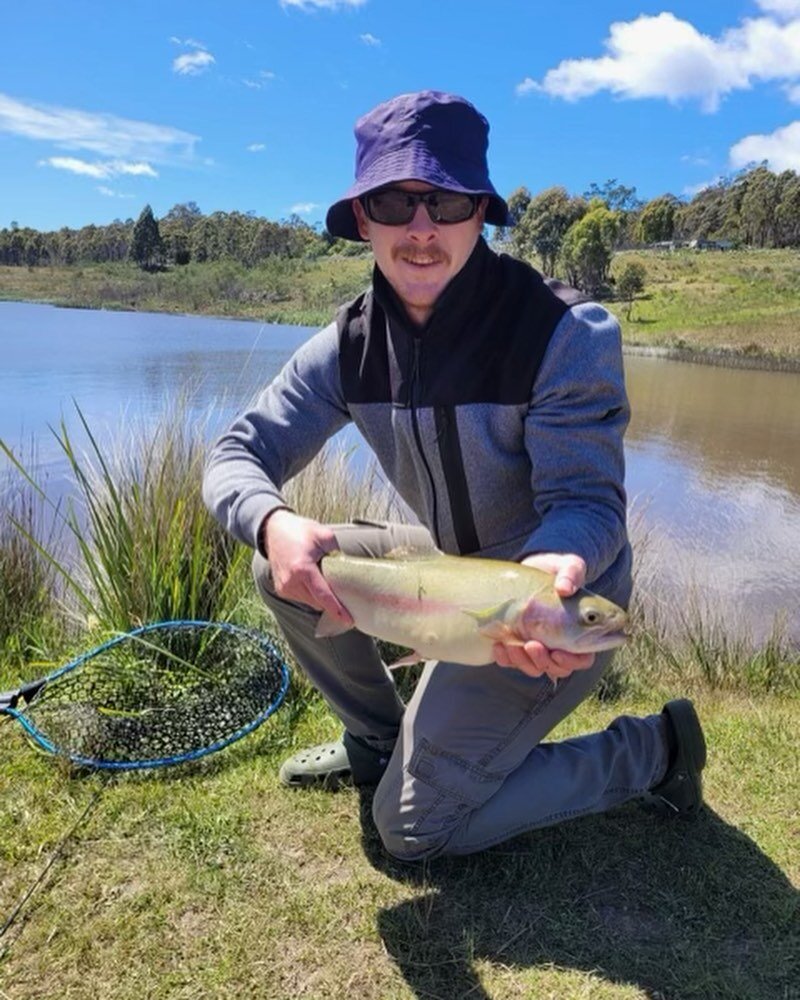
[253,521,669,861]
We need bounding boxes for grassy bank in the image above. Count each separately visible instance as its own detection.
[0,419,798,999]
[1,690,796,1000]
[611,248,800,363]
[1,247,799,363]
[0,257,373,329]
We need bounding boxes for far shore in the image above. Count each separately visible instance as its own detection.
[1,246,799,373]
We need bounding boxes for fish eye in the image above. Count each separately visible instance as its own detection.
[582,608,601,625]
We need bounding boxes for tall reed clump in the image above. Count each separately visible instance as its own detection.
[2,404,250,634]
[283,439,408,525]
[0,480,60,663]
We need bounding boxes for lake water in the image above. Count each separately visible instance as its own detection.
[1,300,799,647]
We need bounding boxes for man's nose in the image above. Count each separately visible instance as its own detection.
[406,202,437,238]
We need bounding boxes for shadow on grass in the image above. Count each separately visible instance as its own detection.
[357,794,798,1000]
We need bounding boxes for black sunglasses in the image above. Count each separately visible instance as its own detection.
[361,188,480,226]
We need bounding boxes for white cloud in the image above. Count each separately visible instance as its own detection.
[173,50,215,75]
[785,82,800,101]
[515,77,539,96]
[289,202,320,214]
[40,157,159,179]
[360,33,381,46]
[730,119,800,170]
[97,186,135,199]
[756,0,800,17]
[521,10,800,112]
[243,71,276,89]
[280,0,367,10]
[681,153,711,166]
[0,93,198,162]
[247,143,266,152]
[170,36,208,49]
[682,177,725,196]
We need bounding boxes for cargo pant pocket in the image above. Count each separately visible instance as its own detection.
[373,737,511,859]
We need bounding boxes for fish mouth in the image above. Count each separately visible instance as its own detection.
[574,628,629,651]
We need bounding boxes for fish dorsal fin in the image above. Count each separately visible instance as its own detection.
[384,546,444,561]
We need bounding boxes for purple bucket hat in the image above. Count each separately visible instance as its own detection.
[326,90,512,241]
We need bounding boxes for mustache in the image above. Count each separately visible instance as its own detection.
[392,244,450,265]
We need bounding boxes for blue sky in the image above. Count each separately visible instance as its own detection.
[3,0,800,232]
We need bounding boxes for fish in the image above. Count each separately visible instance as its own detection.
[316,549,628,667]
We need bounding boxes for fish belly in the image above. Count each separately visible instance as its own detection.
[339,589,497,666]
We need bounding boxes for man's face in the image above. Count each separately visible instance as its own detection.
[352,181,487,327]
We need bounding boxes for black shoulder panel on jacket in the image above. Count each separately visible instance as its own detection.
[337,289,393,404]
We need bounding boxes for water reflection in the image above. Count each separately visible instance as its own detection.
[625,355,800,645]
[626,355,800,496]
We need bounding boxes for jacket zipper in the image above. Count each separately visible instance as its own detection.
[408,336,440,547]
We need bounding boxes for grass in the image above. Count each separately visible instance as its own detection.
[610,248,800,362]
[0,257,374,329]
[0,416,797,999]
[1,247,799,363]
[0,691,796,999]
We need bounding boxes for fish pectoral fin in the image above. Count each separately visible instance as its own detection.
[464,599,516,624]
[476,622,523,643]
[315,611,354,639]
[388,651,425,669]
[463,600,522,644]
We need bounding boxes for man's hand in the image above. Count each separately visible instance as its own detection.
[491,552,595,682]
[263,510,353,627]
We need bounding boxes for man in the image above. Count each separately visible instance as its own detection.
[203,90,706,861]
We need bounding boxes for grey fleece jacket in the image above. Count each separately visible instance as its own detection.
[202,239,632,598]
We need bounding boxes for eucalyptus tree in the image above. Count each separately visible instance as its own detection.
[636,195,680,244]
[511,186,587,275]
[129,205,164,270]
[560,199,622,296]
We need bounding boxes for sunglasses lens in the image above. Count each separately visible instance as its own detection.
[430,193,477,223]
[365,190,415,225]
[364,190,478,225]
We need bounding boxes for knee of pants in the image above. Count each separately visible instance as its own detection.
[371,773,465,862]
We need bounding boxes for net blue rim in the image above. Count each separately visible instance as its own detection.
[5,620,290,771]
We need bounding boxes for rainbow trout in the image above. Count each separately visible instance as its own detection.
[317,550,628,666]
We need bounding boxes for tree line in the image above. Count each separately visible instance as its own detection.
[499,164,800,296]
[2,164,799,295]
[0,201,365,270]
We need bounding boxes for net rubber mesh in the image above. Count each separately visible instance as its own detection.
[19,623,287,766]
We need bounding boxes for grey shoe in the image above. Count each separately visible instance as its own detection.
[648,698,707,817]
[279,731,391,789]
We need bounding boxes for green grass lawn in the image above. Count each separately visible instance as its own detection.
[611,248,800,360]
[1,680,797,1000]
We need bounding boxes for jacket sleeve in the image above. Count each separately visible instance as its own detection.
[519,302,630,585]
[202,321,350,549]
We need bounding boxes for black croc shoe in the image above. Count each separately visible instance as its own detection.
[279,731,391,789]
[648,698,707,817]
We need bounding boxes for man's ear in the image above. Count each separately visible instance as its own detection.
[352,198,371,241]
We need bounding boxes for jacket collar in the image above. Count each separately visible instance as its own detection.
[372,236,493,339]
